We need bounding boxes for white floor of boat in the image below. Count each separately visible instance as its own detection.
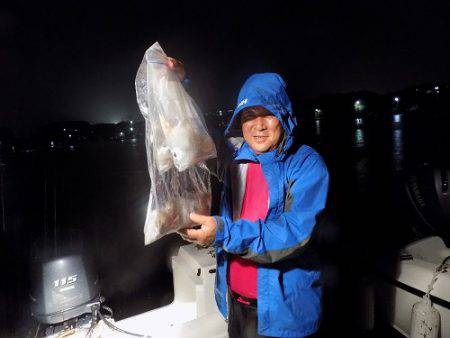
[106,301,228,338]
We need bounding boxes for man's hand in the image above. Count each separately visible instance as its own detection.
[166,57,186,82]
[178,213,217,247]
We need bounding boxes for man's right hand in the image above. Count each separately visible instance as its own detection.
[177,213,217,247]
[166,57,186,82]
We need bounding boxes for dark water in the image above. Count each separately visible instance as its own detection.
[305,110,449,337]
[0,110,448,337]
[0,141,183,336]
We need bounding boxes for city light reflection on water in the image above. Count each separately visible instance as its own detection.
[392,129,404,172]
[353,128,365,148]
[315,120,321,136]
[391,112,405,172]
[352,127,368,191]
[344,112,405,190]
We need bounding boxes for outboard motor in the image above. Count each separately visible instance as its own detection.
[30,254,99,324]
[29,234,101,337]
[405,163,450,246]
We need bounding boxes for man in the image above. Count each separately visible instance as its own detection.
[177,69,329,337]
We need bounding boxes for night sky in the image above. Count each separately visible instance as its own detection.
[1,1,449,136]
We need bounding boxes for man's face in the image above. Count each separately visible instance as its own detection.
[240,106,284,154]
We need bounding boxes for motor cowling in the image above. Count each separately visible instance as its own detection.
[405,164,450,245]
[30,253,99,325]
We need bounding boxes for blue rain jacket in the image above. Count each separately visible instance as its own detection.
[213,73,329,337]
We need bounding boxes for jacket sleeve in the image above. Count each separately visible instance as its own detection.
[213,154,329,264]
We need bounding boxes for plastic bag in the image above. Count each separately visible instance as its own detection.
[136,42,216,172]
[135,42,216,245]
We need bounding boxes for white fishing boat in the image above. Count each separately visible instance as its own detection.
[376,236,450,338]
[372,165,450,337]
[30,244,227,338]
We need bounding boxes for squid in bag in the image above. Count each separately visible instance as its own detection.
[135,41,217,245]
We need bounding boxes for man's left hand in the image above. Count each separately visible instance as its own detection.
[166,57,186,82]
[178,213,217,247]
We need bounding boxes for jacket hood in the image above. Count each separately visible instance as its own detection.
[224,73,297,157]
